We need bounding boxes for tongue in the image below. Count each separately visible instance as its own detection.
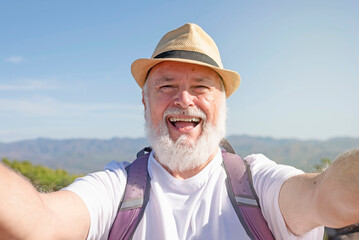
[173,121,196,130]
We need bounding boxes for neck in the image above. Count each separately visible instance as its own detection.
[155,151,217,179]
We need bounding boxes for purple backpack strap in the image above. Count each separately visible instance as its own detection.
[222,151,274,240]
[108,153,151,240]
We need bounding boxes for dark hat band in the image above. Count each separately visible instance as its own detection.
[153,50,219,68]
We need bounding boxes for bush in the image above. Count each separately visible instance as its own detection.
[1,158,82,192]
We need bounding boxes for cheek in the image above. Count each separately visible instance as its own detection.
[147,97,168,126]
[197,95,220,122]
[148,107,162,127]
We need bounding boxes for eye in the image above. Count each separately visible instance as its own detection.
[160,85,173,88]
[160,85,174,89]
[193,85,210,92]
[195,85,209,89]
[159,85,176,93]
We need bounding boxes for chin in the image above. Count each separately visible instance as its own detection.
[147,121,223,172]
[171,134,199,145]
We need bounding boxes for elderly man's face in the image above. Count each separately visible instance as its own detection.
[143,61,223,144]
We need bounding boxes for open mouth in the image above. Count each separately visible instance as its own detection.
[168,116,201,130]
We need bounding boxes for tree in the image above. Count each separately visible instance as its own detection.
[314,158,332,173]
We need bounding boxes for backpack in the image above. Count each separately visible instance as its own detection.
[108,142,274,240]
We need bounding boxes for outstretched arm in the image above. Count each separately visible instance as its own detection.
[279,148,359,235]
[0,163,90,240]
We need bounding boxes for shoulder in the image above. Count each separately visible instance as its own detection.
[63,160,132,240]
[69,161,130,187]
[243,153,303,206]
[105,160,132,174]
[244,153,303,181]
[63,160,131,210]
[243,154,324,239]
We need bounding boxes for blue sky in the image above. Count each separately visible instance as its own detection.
[1,0,358,142]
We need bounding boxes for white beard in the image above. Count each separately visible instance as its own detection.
[145,95,226,173]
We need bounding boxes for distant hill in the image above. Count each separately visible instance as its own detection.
[1,136,358,173]
[227,135,359,171]
[0,138,149,173]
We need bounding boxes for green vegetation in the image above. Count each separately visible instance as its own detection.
[1,158,83,192]
[314,158,332,173]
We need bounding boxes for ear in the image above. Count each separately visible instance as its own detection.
[142,91,147,111]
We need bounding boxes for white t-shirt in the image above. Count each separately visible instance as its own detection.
[64,149,324,240]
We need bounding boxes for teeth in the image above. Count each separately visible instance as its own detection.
[169,117,200,122]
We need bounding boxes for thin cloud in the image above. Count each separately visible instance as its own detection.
[0,97,142,117]
[0,80,57,91]
[5,56,25,64]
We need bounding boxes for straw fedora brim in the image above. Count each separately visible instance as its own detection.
[131,58,241,98]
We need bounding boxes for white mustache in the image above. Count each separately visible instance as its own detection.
[163,107,207,121]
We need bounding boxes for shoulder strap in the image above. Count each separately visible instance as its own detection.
[109,145,274,240]
[108,153,151,240]
[222,151,274,240]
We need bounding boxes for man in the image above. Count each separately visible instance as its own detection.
[0,23,358,240]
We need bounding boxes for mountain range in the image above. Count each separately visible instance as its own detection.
[1,135,358,174]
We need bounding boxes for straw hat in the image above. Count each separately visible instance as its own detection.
[131,23,241,97]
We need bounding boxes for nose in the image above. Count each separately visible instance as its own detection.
[174,89,195,109]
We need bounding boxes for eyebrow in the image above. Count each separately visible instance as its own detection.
[154,77,175,85]
[153,76,215,86]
